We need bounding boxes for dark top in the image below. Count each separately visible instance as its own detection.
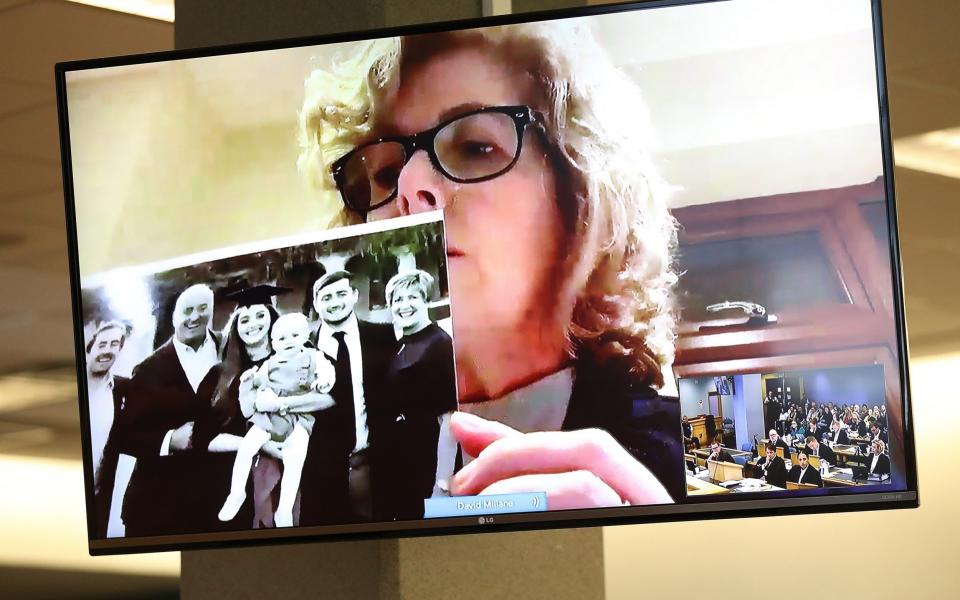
[562,354,685,503]
[828,428,851,445]
[92,374,130,539]
[772,438,791,454]
[707,450,737,465]
[300,318,400,526]
[756,455,788,488]
[867,452,891,476]
[381,323,457,520]
[787,465,823,487]
[809,443,837,465]
[118,335,232,537]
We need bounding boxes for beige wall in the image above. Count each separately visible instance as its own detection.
[66,64,340,277]
[605,351,957,599]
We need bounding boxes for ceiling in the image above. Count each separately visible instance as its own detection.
[0,0,957,593]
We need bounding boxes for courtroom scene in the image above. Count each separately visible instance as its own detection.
[682,365,892,497]
[80,216,458,538]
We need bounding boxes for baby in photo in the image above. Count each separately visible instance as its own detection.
[219,313,335,527]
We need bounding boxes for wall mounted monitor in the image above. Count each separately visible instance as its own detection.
[56,0,917,555]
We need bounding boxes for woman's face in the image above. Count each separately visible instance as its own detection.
[367,46,566,361]
[236,304,271,347]
[391,286,429,333]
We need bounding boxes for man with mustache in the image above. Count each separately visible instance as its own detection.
[299,270,399,525]
[85,320,130,538]
[118,284,225,536]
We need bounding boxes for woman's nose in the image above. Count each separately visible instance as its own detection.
[396,151,449,215]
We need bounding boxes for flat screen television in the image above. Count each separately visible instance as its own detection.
[56,0,917,555]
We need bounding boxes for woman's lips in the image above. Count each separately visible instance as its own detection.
[447,246,465,257]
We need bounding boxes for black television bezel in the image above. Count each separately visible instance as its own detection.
[55,0,918,556]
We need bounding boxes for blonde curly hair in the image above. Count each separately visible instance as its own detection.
[298,20,678,388]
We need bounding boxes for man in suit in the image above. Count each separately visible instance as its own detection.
[870,422,888,444]
[300,270,400,525]
[806,435,836,465]
[787,449,823,487]
[768,429,791,457]
[706,441,737,464]
[828,419,850,445]
[119,284,225,537]
[85,320,131,538]
[756,442,788,488]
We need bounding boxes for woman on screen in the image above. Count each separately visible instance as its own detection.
[299,21,683,508]
[381,269,457,520]
[201,284,285,529]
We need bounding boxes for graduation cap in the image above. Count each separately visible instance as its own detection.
[224,284,291,307]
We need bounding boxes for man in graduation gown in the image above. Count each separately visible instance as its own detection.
[300,270,399,526]
[119,284,225,537]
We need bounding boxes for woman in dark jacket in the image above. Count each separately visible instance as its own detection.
[381,270,457,520]
[301,22,684,508]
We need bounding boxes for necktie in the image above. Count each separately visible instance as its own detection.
[333,331,356,451]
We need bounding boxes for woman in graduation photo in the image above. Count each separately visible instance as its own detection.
[197,284,288,529]
[298,19,684,509]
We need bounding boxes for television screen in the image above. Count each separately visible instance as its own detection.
[56,0,916,555]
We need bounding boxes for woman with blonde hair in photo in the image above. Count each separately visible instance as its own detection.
[298,20,683,509]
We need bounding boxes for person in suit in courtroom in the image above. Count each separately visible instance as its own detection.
[768,429,791,456]
[870,422,888,444]
[866,439,891,476]
[119,284,226,537]
[806,418,826,442]
[828,419,850,445]
[805,435,836,465]
[787,449,823,487]
[706,440,737,464]
[85,320,132,538]
[756,442,787,488]
[299,270,400,525]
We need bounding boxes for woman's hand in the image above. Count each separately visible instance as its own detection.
[449,412,673,510]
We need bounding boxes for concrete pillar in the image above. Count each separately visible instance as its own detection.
[174,2,605,599]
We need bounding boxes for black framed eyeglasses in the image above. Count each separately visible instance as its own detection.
[331,105,542,215]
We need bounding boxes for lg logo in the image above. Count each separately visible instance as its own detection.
[478,516,495,525]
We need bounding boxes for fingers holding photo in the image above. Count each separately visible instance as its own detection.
[449,411,673,507]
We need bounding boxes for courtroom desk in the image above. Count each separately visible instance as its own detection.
[686,475,730,496]
[728,479,784,494]
[688,415,723,448]
[831,444,862,464]
[692,448,752,466]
